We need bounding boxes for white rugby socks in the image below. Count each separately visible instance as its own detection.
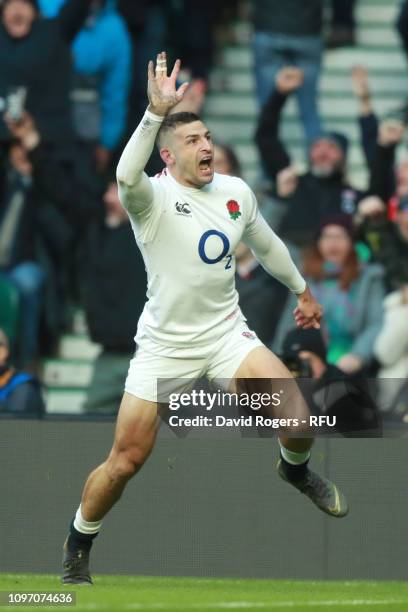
[73,504,102,536]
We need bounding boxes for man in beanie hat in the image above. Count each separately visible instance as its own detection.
[255,66,363,248]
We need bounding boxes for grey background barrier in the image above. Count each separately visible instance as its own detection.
[1,418,407,580]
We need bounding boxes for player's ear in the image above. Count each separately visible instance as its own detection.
[160,147,175,167]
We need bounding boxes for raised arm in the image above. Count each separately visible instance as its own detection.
[116,52,189,216]
[255,67,303,181]
[242,190,322,330]
[351,66,379,166]
[368,118,404,202]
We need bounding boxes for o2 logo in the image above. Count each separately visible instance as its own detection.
[198,230,232,269]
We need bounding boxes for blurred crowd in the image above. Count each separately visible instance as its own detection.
[0,0,407,424]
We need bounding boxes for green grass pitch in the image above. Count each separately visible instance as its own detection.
[0,575,407,611]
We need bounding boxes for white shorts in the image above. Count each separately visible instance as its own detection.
[124,319,264,403]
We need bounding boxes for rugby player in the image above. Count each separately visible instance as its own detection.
[61,52,348,585]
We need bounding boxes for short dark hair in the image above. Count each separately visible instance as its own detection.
[157,112,202,147]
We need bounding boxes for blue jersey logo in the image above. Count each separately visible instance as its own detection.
[198,230,230,265]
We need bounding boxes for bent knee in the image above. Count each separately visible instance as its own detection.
[107,447,148,481]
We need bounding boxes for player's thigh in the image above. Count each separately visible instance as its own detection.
[110,391,160,463]
[233,345,292,380]
[232,346,310,423]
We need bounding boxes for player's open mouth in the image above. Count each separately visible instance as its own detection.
[199,156,213,174]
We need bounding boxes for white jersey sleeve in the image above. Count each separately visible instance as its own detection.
[242,187,306,295]
[116,109,164,217]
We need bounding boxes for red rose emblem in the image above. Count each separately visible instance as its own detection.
[226,199,241,220]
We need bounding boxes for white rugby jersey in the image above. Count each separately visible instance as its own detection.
[117,110,306,352]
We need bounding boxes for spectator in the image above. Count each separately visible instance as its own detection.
[82,179,146,414]
[326,0,357,49]
[256,67,361,249]
[5,111,100,353]
[281,327,380,437]
[0,118,45,367]
[356,196,408,292]
[351,65,408,209]
[0,0,93,148]
[274,215,385,374]
[252,0,323,143]
[39,0,132,174]
[0,328,44,415]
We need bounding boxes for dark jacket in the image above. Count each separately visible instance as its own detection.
[253,0,323,36]
[0,0,92,145]
[277,173,361,248]
[117,0,151,33]
[84,217,147,351]
[367,139,397,205]
[29,143,100,244]
[255,90,362,248]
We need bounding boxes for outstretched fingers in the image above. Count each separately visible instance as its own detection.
[170,58,181,82]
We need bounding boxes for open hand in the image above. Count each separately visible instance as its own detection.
[147,51,190,117]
